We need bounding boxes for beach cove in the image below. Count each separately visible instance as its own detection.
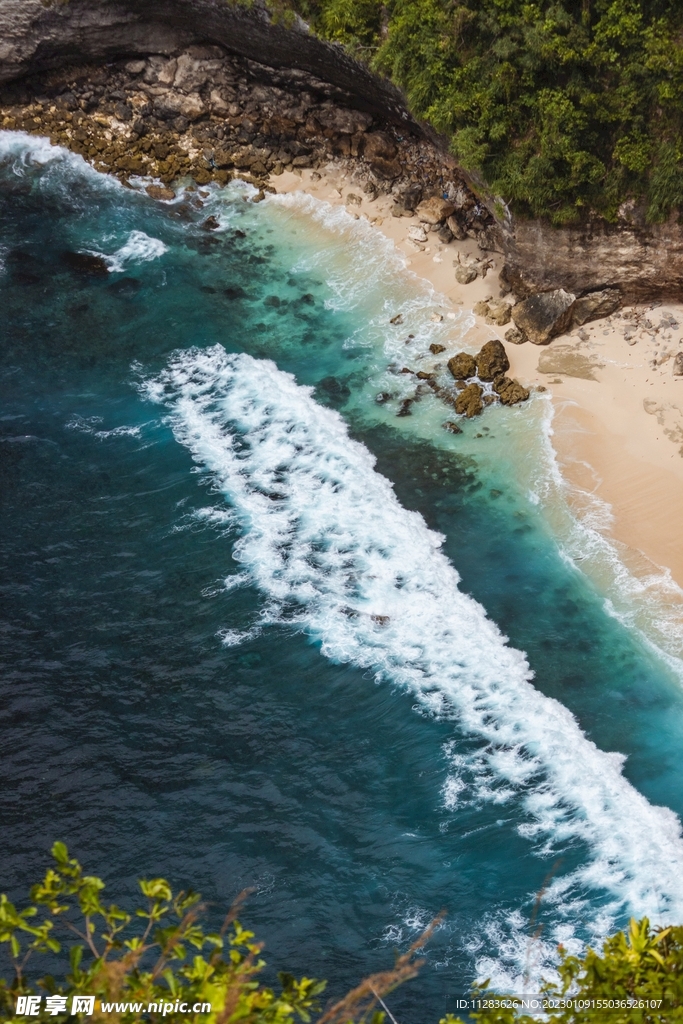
[3,79,683,1018]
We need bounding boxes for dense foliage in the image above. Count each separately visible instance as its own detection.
[291,0,683,224]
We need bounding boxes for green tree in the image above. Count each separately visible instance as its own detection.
[0,844,431,1023]
[290,0,683,224]
[442,917,683,1024]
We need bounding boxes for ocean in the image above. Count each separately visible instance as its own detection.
[2,131,683,1020]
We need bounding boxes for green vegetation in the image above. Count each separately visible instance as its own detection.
[289,0,683,224]
[0,844,426,1022]
[2,844,683,1021]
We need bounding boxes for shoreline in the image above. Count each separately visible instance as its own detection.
[273,166,683,600]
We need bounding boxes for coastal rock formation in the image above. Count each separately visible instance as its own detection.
[572,288,622,325]
[674,353,683,376]
[493,375,530,406]
[416,196,456,225]
[447,352,477,380]
[476,339,509,381]
[473,299,512,326]
[454,382,484,418]
[495,215,683,305]
[512,289,576,345]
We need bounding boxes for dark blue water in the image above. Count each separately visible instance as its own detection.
[3,133,683,1018]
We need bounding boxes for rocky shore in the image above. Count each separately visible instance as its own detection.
[0,47,493,233]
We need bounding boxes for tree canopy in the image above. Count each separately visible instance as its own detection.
[290,0,683,224]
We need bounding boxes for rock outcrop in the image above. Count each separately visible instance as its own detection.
[572,287,622,325]
[511,289,576,345]
[454,382,484,418]
[493,214,683,305]
[476,339,509,381]
[447,352,477,380]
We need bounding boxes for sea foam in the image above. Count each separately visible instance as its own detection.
[142,345,683,955]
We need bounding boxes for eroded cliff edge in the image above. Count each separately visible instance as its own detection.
[2,0,683,311]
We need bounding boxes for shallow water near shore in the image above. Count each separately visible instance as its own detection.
[3,132,683,1015]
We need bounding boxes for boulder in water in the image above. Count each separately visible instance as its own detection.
[476,339,509,381]
[454,382,484,417]
[448,352,477,379]
[493,375,530,406]
[146,184,175,201]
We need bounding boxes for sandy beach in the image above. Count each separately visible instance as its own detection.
[274,164,683,594]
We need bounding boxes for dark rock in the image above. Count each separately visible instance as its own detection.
[429,343,446,354]
[361,131,400,178]
[61,251,108,276]
[264,294,281,307]
[572,288,622,326]
[454,382,484,418]
[224,286,248,299]
[437,225,454,244]
[446,213,467,240]
[476,339,509,381]
[375,392,392,404]
[512,289,576,345]
[299,293,315,305]
[201,215,220,230]
[145,184,175,201]
[397,398,414,416]
[398,183,423,212]
[447,352,477,380]
[493,374,530,406]
[505,326,527,345]
[673,353,683,376]
[108,277,141,295]
[442,420,462,434]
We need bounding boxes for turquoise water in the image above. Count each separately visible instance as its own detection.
[3,132,683,1017]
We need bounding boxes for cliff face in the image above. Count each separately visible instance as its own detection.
[2,0,683,304]
[0,0,419,126]
[495,214,683,304]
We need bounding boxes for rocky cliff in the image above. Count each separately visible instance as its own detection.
[0,0,420,126]
[2,0,682,307]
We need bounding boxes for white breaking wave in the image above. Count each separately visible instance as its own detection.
[141,344,683,950]
[93,230,168,273]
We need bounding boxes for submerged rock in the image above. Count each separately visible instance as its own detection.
[512,289,576,345]
[61,251,109,276]
[448,352,477,380]
[493,374,530,406]
[476,339,509,381]
[454,382,484,417]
